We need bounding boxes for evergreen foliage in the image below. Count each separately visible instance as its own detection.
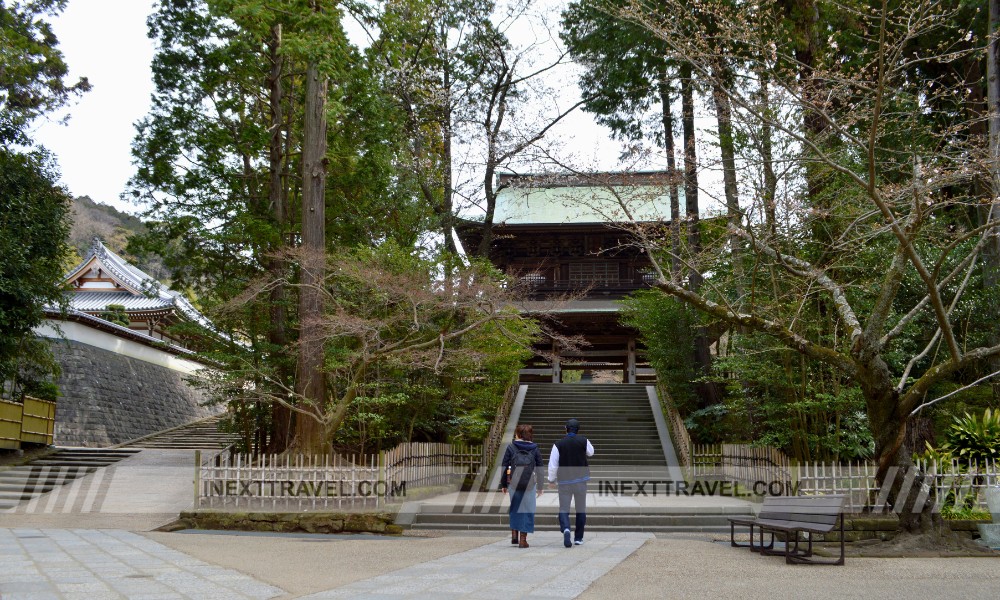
[0,149,71,401]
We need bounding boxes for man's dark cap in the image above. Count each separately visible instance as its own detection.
[566,418,580,431]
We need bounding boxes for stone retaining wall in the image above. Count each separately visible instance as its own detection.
[170,510,404,535]
[819,515,984,542]
[48,339,218,447]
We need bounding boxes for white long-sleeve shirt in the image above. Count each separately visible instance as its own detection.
[547,437,595,483]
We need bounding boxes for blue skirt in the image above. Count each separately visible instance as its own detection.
[509,484,537,533]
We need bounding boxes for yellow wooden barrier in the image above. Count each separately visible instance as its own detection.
[0,396,57,449]
[0,399,22,450]
[20,397,56,445]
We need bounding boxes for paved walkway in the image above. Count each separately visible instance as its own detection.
[5,526,1000,600]
[2,449,998,599]
[0,528,648,599]
[298,532,651,599]
[0,528,283,600]
[0,449,208,531]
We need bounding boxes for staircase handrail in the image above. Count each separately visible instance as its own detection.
[481,372,520,472]
[656,382,693,472]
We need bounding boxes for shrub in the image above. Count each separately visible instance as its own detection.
[944,409,1000,467]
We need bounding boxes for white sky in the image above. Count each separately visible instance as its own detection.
[32,0,156,214]
[30,1,721,218]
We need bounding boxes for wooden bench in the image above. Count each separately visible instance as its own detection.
[729,494,846,565]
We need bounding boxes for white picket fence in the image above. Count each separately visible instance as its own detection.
[692,445,1000,513]
[797,459,1000,513]
[196,442,482,511]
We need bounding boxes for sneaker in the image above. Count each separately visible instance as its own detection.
[574,539,584,545]
[563,529,572,548]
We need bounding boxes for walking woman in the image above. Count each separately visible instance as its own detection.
[500,424,544,548]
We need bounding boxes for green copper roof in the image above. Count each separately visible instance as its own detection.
[493,184,675,224]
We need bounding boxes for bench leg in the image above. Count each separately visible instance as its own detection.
[785,531,814,563]
[731,522,773,552]
[759,529,785,557]
[785,517,846,565]
[730,521,751,548]
[755,525,774,552]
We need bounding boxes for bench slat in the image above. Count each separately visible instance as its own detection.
[758,513,839,526]
[754,518,837,534]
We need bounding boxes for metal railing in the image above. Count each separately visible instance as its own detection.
[481,373,520,478]
[655,383,692,474]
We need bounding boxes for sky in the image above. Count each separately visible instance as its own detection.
[32,0,157,214]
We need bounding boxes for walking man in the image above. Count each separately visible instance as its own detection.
[548,418,595,547]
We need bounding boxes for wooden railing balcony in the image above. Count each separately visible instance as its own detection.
[519,278,654,297]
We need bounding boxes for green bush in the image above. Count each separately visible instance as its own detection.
[940,504,991,521]
[99,304,130,327]
[944,409,1000,467]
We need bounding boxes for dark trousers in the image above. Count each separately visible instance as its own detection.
[557,481,588,540]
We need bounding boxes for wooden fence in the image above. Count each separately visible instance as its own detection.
[197,441,482,510]
[692,443,792,490]
[0,396,56,450]
[383,442,482,490]
[691,445,1000,513]
[795,461,878,512]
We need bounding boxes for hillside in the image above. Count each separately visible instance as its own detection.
[68,197,169,280]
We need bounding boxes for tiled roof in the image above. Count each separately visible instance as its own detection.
[67,291,173,312]
[59,239,229,342]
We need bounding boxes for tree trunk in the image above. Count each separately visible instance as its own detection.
[789,0,837,258]
[757,72,779,239]
[711,64,742,298]
[267,23,292,453]
[985,0,1000,400]
[294,56,329,453]
[477,162,497,258]
[680,63,701,291]
[680,64,722,407]
[439,21,457,255]
[857,355,950,535]
[657,66,682,282]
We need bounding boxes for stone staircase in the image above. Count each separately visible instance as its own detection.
[0,448,139,511]
[407,384,752,532]
[516,383,675,490]
[402,492,750,533]
[121,415,238,450]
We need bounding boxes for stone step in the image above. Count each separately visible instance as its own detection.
[533,444,662,450]
[411,512,734,527]
[47,448,140,454]
[0,447,137,511]
[29,460,125,468]
[0,490,58,501]
[0,467,97,479]
[495,382,679,496]
[408,514,739,533]
[520,399,651,404]
[520,393,649,399]
[0,484,59,494]
[122,415,239,450]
